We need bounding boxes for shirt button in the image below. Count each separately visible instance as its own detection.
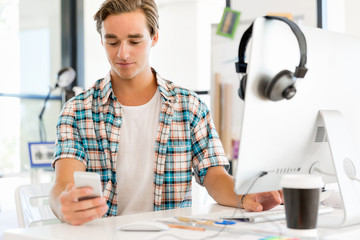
[111,147,116,152]
[116,119,121,125]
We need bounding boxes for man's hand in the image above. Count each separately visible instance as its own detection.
[241,191,283,212]
[50,158,109,225]
[203,166,283,211]
[58,183,108,225]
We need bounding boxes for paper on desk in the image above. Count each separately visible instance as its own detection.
[179,207,290,234]
[152,218,281,240]
[156,216,287,238]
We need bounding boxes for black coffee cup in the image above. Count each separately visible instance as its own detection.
[280,174,324,237]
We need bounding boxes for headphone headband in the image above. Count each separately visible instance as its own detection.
[235,22,253,73]
[235,16,308,78]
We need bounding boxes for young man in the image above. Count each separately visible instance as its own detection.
[50,0,282,225]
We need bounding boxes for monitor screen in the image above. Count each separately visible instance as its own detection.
[233,17,360,226]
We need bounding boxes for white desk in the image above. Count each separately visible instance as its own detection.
[4,204,360,240]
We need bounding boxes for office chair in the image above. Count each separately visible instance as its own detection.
[15,183,60,227]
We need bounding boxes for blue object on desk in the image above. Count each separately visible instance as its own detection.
[215,220,236,225]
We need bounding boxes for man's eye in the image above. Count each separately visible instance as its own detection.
[107,42,118,46]
[130,41,140,45]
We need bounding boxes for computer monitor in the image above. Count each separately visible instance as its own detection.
[233,17,360,227]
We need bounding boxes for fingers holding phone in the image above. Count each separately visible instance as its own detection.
[59,171,108,225]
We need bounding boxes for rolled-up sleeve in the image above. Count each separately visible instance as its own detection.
[52,100,87,168]
[189,95,229,185]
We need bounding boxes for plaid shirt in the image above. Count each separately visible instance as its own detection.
[53,70,229,216]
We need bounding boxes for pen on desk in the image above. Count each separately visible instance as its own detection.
[166,223,205,231]
[176,217,214,225]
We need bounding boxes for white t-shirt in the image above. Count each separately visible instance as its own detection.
[116,89,161,215]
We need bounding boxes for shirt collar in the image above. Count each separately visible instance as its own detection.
[99,72,113,106]
[153,69,177,104]
[99,69,177,106]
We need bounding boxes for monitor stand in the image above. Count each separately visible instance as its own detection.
[316,110,360,227]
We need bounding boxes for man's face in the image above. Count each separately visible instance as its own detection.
[101,10,158,81]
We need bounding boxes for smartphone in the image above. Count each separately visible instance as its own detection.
[74,171,102,200]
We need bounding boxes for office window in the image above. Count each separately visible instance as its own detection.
[0,0,62,174]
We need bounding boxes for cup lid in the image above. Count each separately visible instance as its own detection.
[280,174,324,189]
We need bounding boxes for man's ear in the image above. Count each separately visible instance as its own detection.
[151,30,159,47]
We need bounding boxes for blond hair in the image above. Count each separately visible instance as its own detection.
[94,0,159,37]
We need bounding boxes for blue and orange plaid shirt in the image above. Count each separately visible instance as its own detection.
[53,69,229,216]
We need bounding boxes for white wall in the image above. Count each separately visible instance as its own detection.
[151,0,224,91]
[326,0,345,32]
[344,0,360,36]
[326,0,360,37]
[230,0,317,27]
[83,0,109,89]
[151,0,198,89]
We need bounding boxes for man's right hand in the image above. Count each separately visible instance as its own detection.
[58,183,108,225]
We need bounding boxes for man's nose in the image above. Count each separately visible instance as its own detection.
[117,43,130,60]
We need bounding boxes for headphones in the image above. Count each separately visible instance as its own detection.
[235,16,308,101]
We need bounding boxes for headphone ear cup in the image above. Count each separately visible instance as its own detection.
[265,70,296,101]
[238,74,247,100]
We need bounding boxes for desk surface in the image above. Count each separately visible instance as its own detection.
[4,204,360,240]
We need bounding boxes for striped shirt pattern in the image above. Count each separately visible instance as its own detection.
[53,70,229,216]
